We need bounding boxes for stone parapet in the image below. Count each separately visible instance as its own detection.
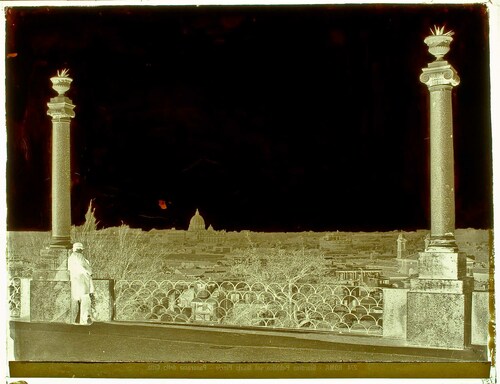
[30,280,72,323]
[382,288,408,339]
[471,291,490,346]
[93,279,114,322]
[20,278,31,320]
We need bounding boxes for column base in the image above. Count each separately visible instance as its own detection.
[427,234,458,253]
[49,236,72,249]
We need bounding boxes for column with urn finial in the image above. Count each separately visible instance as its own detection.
[30,69,75,323]
[406,26,473,349]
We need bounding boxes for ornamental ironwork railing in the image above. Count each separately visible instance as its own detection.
[9,277,21,319]
[115,280,384,335]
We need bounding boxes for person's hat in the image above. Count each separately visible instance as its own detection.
[73,242,84,251]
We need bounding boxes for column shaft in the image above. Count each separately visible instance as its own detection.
[50,119,72,247]
[429,85,455,240]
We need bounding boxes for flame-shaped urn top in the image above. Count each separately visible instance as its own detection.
[424,26,455,61]
[50,68,73,96]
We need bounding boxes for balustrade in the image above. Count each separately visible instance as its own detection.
[114,280,384,335]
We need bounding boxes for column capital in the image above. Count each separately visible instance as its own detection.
[47,96,76,121]
[420,61,460,89]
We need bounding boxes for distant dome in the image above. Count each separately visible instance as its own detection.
[188,209,206,231]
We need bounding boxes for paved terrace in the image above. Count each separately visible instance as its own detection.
[9,320,491,379]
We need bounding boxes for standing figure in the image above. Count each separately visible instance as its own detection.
[68,242,95,324]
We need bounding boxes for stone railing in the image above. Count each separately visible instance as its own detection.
[115,280,384,335]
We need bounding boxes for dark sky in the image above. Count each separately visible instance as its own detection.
[6,4,492,232]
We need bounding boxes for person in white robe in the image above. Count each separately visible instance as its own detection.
[68,242,95,325]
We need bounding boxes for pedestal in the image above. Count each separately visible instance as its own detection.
[407,251,472,349]
[407,291,471,349]
[33,248,70,281]
[31,247,72,323]
[417,251,466,280]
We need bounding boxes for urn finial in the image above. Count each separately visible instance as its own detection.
[424,26,455,61]
[50,68,73,96]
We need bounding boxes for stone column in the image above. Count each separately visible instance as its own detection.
[407,28,472,349]
[420,32,460,252]
[31,70,75,323]
[47,69,75,248]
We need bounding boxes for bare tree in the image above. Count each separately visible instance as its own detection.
[228,234,335,328]
[72,201,171,280]
[230,233,329,284]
